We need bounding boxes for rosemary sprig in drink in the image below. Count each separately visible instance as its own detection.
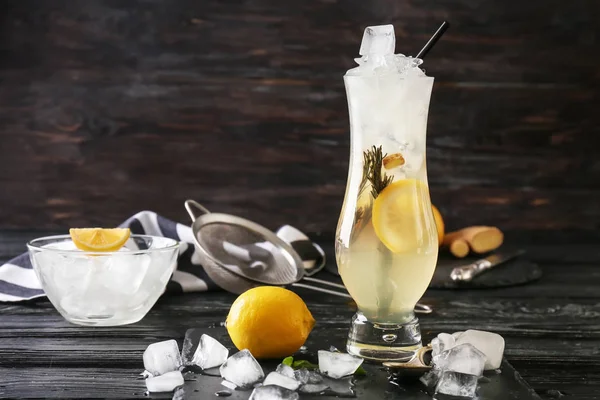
[365,145,393,199]
[352,146,393,240]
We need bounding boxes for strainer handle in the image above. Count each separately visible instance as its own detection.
[184,200,211,222]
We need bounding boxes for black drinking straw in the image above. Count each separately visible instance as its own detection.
[416,21,450,60]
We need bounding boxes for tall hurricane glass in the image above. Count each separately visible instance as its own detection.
[335,25,438,361]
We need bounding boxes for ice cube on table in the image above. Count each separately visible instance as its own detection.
[432,332,457,358]
[452,331,464,340]
[249,385,300,400]
[359,25,395,56]
[435,333,456,355]
[321,376,355,396]
[294,368,323,384]
[275,363,295,379]
[431,338,441,357]
[318,350,363,379]
[145,371,184,392]
[219,349,265,388]
[419,369,440,388]
[143,340,183,376]
[191,334,229,369]
[299,383,329,394]
[435,344,487,377]
[263,372,300,391]
[435,370,479,398]
[172,386,185,400]
[221,380,237,390]
[140,370,153,379]
[455,329,505,370]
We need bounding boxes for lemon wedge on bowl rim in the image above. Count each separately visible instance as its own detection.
[69,228,131,252]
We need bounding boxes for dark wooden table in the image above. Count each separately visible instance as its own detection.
[0,230,598,399]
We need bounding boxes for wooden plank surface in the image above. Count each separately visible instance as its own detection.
[0,0,599,232]
[0,230,599,399]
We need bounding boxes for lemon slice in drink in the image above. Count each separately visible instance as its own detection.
[372,179,432,253]
[69,228,131,252]
[431,205,445,246]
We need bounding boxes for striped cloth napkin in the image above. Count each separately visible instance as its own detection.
[0,211,325,302]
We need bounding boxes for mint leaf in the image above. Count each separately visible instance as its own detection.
[355,365,367,376]
[282,356,294,367]
[292,360,319,370]
[285,354,367,375]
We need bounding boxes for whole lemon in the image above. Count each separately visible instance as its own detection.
[432,205,445,246]
[226,287,315,359]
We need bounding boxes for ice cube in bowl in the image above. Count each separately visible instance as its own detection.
[27,234,179,326]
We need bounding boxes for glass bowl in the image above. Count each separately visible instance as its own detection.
[27,234,179,326]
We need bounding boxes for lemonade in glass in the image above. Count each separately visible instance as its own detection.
[335,25,438,361]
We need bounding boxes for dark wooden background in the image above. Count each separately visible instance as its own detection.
[1,0,599,234]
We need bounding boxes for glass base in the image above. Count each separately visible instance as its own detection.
[346,311,422,362]
[64,313,145,326]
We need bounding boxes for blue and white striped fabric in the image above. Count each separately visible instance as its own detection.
[0,211,325,302]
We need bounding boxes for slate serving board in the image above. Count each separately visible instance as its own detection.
[164,327,541,400]
[429,249,542,289]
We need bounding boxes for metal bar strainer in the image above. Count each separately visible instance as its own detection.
[184,200,432,314]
